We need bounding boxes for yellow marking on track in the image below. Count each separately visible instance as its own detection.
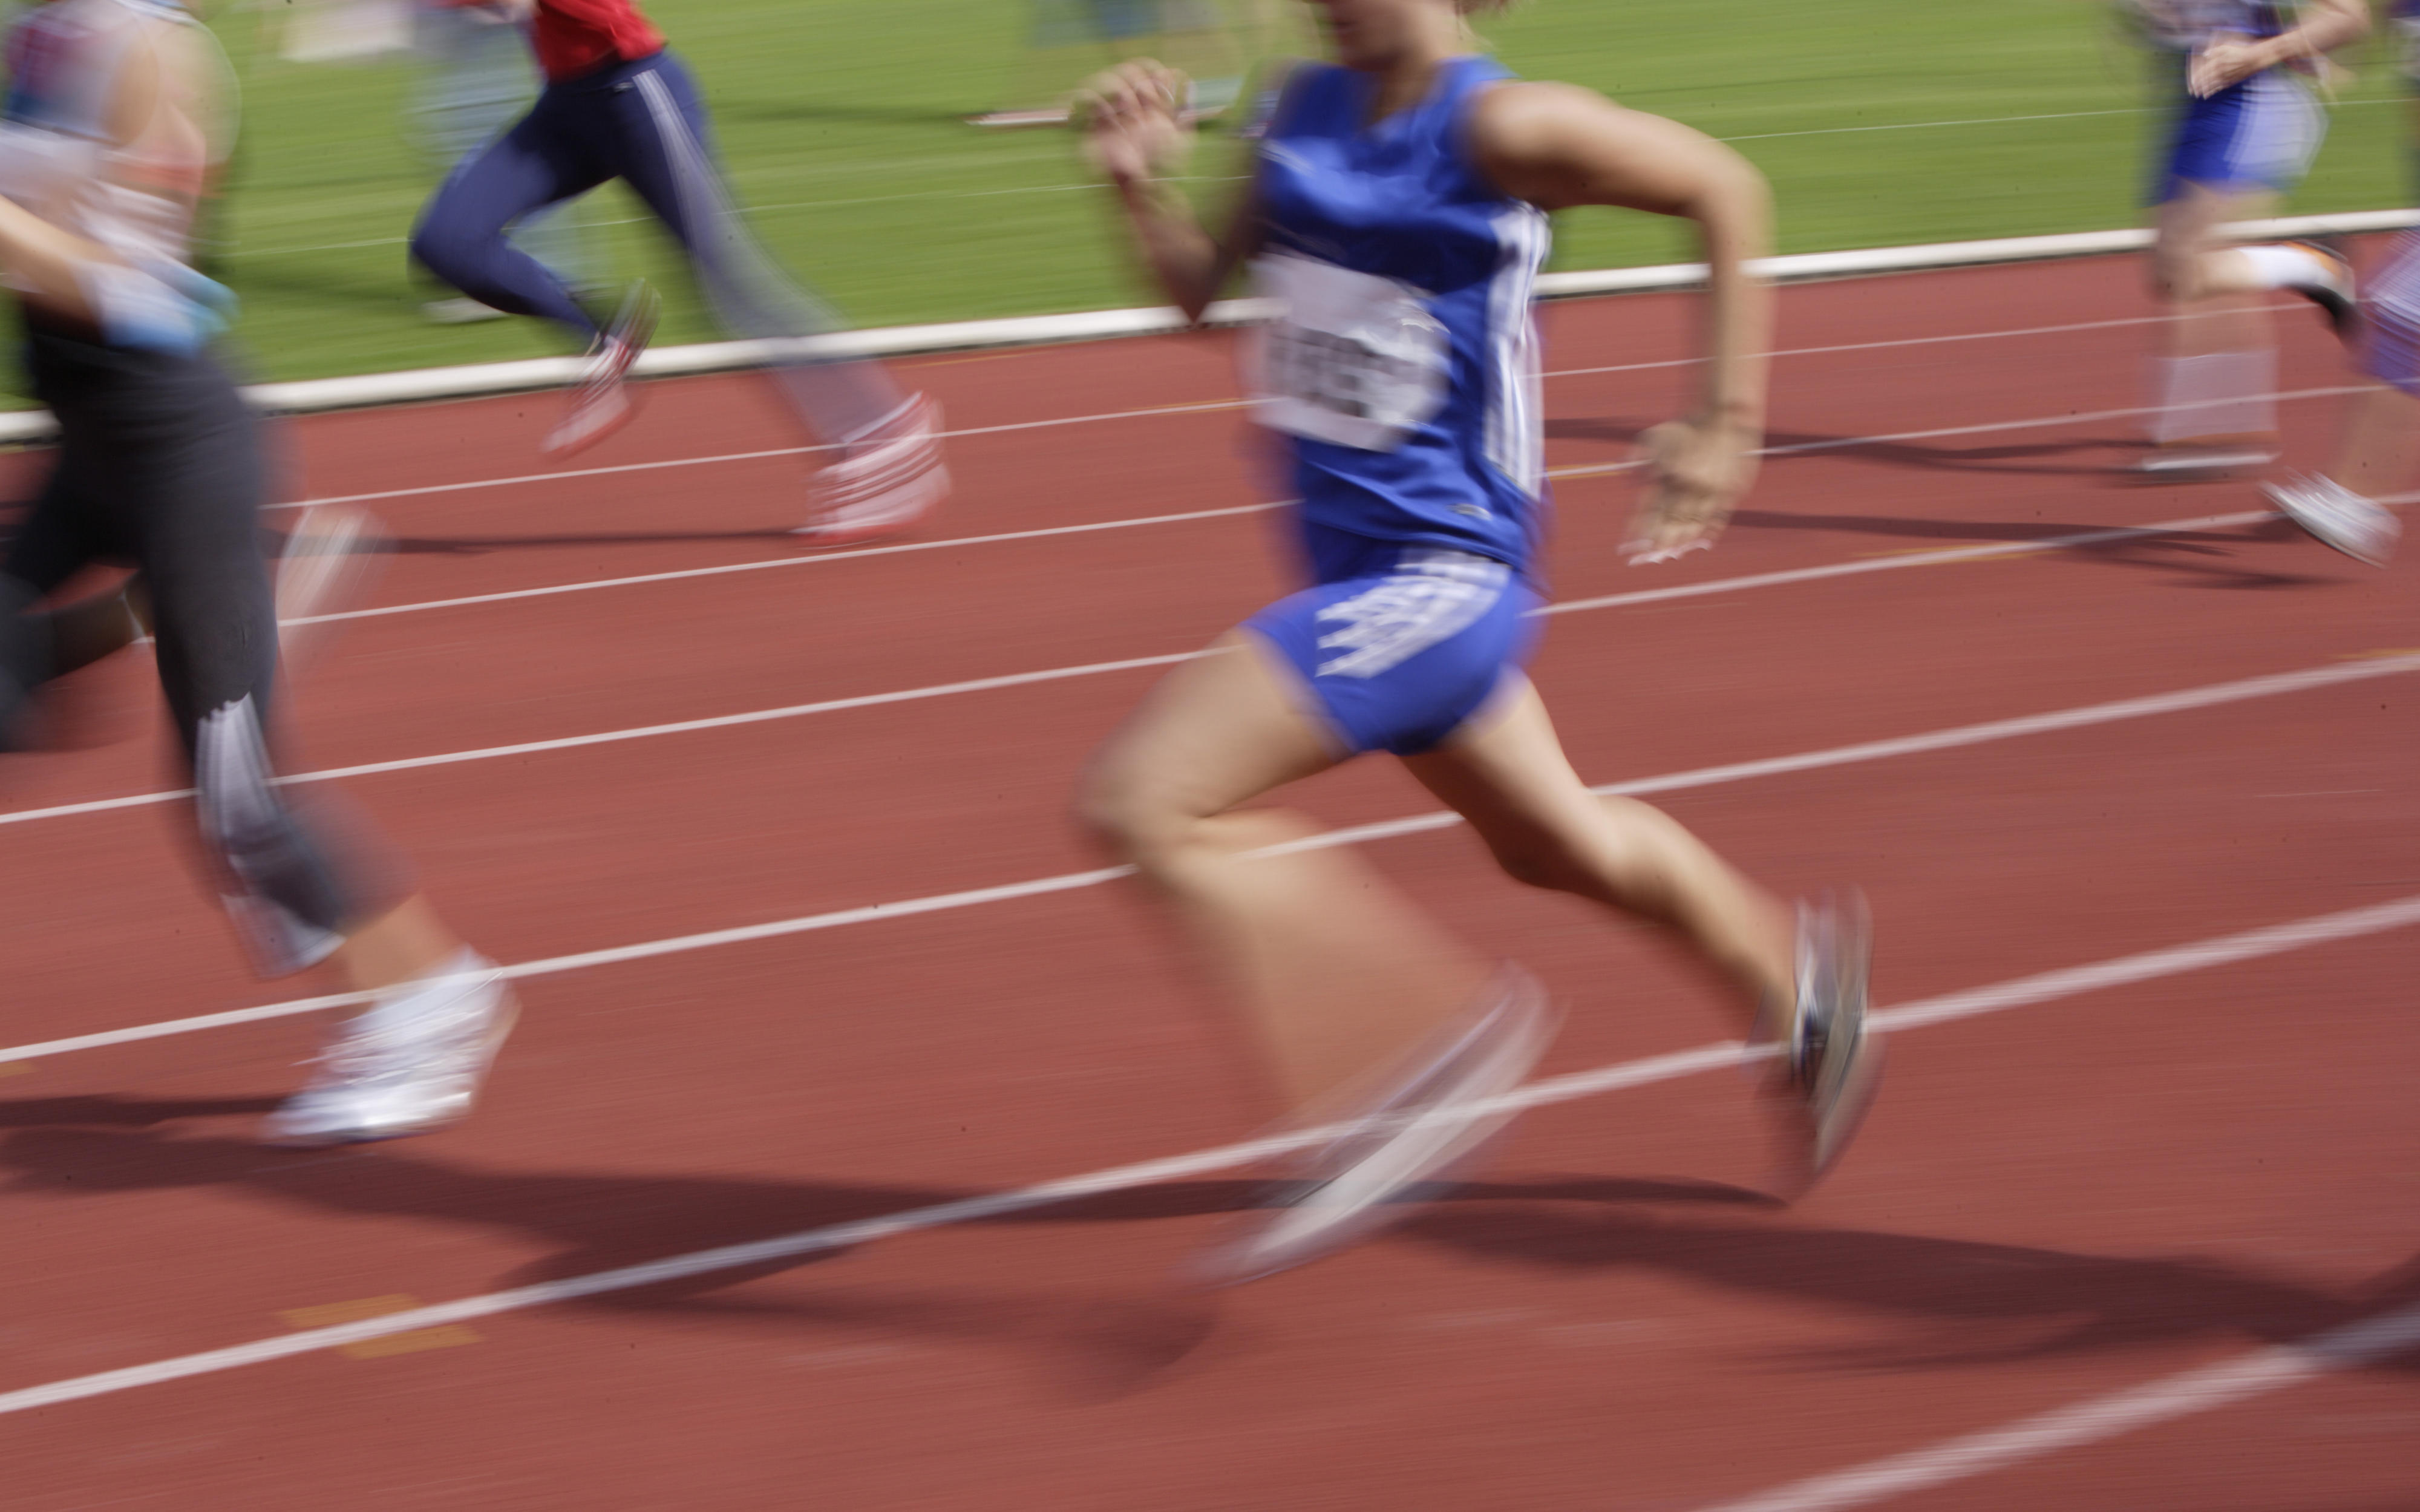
[2340,647,2420,660]
[0,1062,31,1078]
[277,1295,481,1359]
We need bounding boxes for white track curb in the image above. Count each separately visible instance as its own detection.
[1,207,2410,447]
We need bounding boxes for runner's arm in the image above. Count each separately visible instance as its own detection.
[0,19,215,327]
[2191,0,2371,94]
[1469,82,1774,561]
[1080,59,1265,322]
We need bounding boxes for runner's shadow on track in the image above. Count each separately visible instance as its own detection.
[1719,509,2332,591]
[0,1103,1773,1396]
[1401,1203,2420,1373]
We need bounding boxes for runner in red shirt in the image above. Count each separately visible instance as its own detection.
[412,0,945,541]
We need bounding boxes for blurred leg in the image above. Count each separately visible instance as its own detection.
[1076,633,1494,1109]
[607,53,904,442]
[411,101,609,338]
[1399,676,1796,1032]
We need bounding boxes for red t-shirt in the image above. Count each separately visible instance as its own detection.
[530,0,665,83]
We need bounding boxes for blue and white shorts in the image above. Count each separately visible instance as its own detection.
[1245,531,1540,758]
[2152,67,2323,203]
[2362,233,2420,396]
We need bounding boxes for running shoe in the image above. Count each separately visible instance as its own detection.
[2263,473,2401,566]
[273,505,387,673]
[263,952,518,1147]
[794,393,950,545]
[2282,238,2360,342]
[542,281,659,457]
[1770,891,1882,1191]
[1197,967,1558,1286]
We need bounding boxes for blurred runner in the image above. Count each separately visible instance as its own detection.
[408,0,606,323]
[1074,0,1879,1284]
[409,0,946,542]
[2128,0,2370,480]
[0,0,516,1145]
[971,1,1270,129]
[2260,1,2417,564]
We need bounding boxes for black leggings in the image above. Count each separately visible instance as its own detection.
[0,327,387,977]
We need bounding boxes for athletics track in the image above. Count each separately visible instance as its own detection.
[0,246,2412,1510]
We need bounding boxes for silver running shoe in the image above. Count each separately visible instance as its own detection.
[1200,967,1558,1286]
[1776,891,1882,1191]
[795,393,950,545]
[2263,474,2400,568]
[263,953,518,1147]
[543,281,658,457]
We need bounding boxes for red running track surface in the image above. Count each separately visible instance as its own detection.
[0,250,2413,1511]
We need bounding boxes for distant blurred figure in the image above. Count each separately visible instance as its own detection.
[969,0,1279,128]
[408,0,947,542]
[0,0,515,1145]
[408,0,606,323]
[2258,1,2418,565]
[1075,0,1878,1285]
[2128,0,2369,481]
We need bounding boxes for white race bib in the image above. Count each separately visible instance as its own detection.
[1250,251,1450,451]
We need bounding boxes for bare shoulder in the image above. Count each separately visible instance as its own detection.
[1468,79,1626,152]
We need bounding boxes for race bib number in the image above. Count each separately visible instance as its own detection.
[1251,251,1450,451]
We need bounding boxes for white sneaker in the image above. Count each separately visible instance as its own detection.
[2263,474,2400,567]
[1199,967,1557,1285]
[794,394,949,545]
[273,505,387,674]
[263,952,518,1147]
[542,283,658,457]
[1768,891,1882,1191]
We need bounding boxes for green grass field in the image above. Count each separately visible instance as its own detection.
[92,1,2420,399]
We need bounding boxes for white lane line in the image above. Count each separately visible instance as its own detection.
[0,650,1208,831]
[5,653,2412,1060]
[282,503,1282,628]
[1548,387,2370,481]
[1,892,2415,1418]
[0,507,2299,833]
[281,365,2312,627]
[1543,313,2174,379]
[1695,1298,2420,1512]
[253,308,2216,517]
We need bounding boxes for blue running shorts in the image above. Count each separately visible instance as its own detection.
[2152,67,2323,203]
[2363,233,2420,396]
[1244,530,1541,758]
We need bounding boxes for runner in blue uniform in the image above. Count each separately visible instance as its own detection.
[2261,0,2418,563]
[1076,0,1877,1283]
[2131,0,2370,479]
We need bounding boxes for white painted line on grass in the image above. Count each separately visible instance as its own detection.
[4,652,2411,1059]
[0,506,2301,833]
[1,892,2414,1418]
[1695,1293,2420,1512]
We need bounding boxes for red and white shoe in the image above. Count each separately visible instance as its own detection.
[794,394,950,545]
[542,283,659,457]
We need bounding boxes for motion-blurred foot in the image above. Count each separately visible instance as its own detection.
[2263,473,2399,566]
[795,393,950,545]
[264,952,518,1147]
[543,281,658,457]
[1767,891,1882,1195]
[1197,967,1557,1286]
